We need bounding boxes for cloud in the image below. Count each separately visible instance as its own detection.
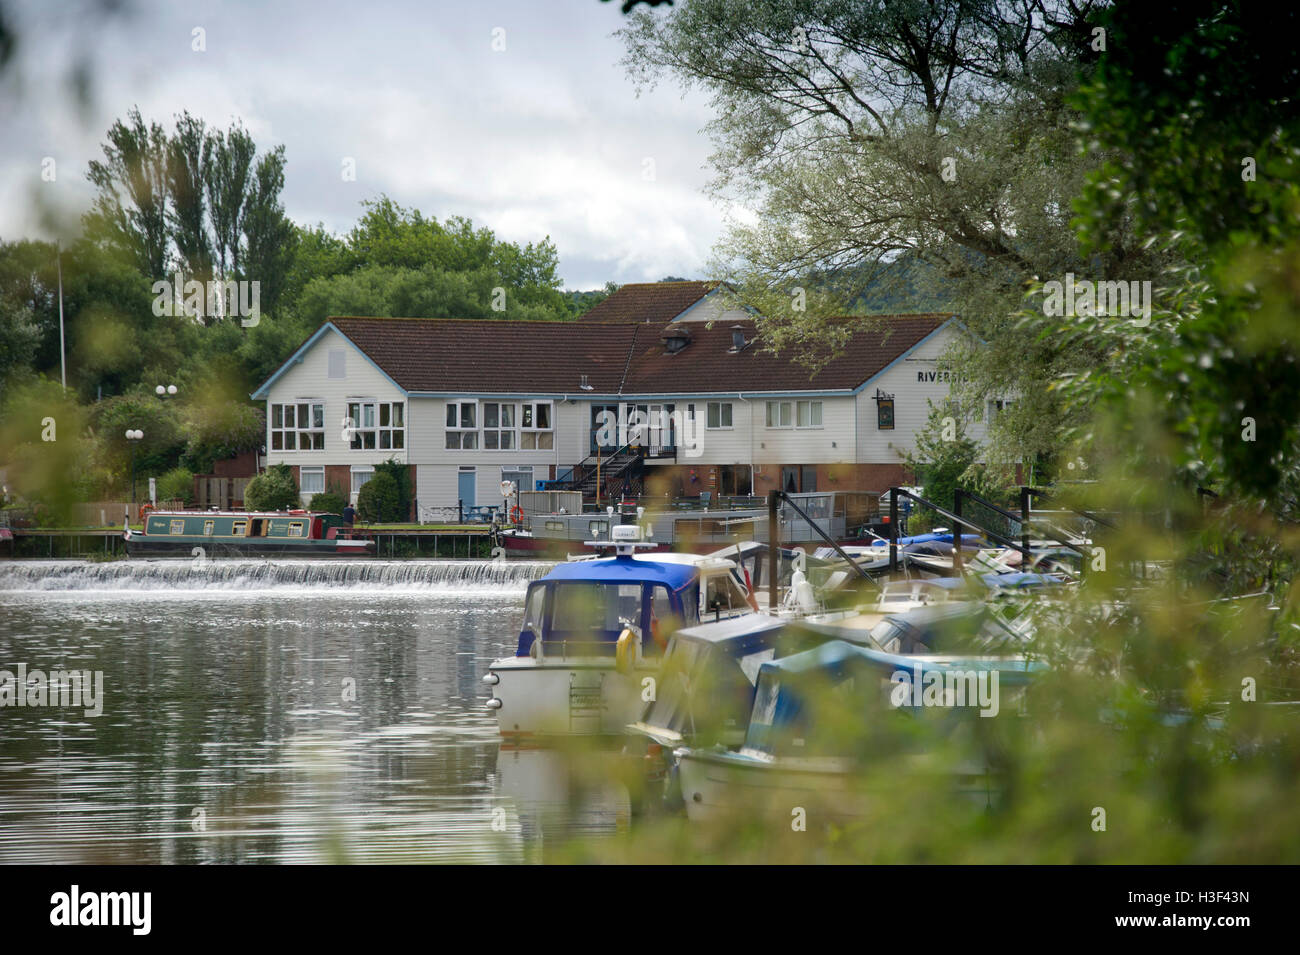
[0,0,733,288]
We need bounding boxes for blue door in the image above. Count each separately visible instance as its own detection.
[458,469,476,510]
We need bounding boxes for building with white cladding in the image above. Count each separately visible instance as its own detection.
[251,281,1012,516]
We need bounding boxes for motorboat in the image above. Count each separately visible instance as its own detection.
[483,524,757,739]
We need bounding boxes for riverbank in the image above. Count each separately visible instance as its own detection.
[1,525,498,559]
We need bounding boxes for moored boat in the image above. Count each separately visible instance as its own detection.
[483,524,757,739]
[674,638,1046,825]
[124,509,374,558]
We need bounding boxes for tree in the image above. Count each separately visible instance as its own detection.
[166,111,214,281]
[903,401,1001,517]
[356,470,402,523]
[0,288,39,394]
[243,464,299,511]
[618,0,1159,470]
[86,108,172,280]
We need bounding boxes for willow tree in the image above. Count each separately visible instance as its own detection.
[619,0,1167,474]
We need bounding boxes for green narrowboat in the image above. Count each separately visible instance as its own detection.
[124,509,374,558]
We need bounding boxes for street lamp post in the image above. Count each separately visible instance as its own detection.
[125,429,144,517]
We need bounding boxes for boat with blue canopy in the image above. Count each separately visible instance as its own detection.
[483,525,756,739]
[674,635,1046,824]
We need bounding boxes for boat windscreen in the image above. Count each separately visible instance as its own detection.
[549,582,644,641]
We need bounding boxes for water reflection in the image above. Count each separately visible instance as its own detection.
[0,581,535,863]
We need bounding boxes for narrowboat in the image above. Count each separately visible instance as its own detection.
[124,509,374,558]
[482,523,758,739]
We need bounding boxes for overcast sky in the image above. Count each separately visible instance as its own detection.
[0,0,732,289]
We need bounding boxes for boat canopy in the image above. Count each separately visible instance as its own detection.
[631,614,791,747]
[540,554,699,591]
[743,639,1048,756]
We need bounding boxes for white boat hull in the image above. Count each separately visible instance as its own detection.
[487,656,656,738]
[675,748,999,825]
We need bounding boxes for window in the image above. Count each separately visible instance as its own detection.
[232,521,247,537]
[588,520,609,538]
[987,398,1015,424]
[271,401,325,451]
[351,467,374,497]
[766,401,792,428]
[445,401,478,449]
[483,402,516,450]
[520,401,554,450]
[287,521,305,538]
[545,520,565,532]
[300,466,325,495]
[706,402,733,430]
[796,400,822,428]
[327,349,346,380]
[169,520,185,535]
[377,402,404,450]
[703,572,751,614]
[203,520,215,536]
[347,400,404,450]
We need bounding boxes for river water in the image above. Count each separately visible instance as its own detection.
[0,559,630,864]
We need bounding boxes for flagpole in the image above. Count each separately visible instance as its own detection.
[56,242,66,390]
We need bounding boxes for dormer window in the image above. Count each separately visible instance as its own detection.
[731,330,745,351]
[662,328,692,354]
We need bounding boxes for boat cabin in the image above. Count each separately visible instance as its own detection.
[514,554,753,658]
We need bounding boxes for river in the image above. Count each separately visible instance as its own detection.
[0,559,629,864]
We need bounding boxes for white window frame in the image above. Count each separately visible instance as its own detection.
[350,466,374,502]
[765,400,793,429]
[347,399,404,451]
[445,400,479,450]
[520,401,554,450]
[796,400,823,429]
[271,400,325,451]
[299,466,325,495]
[706,401,733,430]
[482,401,517,451]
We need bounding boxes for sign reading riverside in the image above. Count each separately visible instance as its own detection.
[0,664,104,717]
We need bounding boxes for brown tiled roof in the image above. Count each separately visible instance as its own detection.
[576,280,719,323]
[620,314,954,394]
[327,317,644,394]
[265,312,955,397]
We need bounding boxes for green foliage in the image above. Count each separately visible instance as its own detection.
[155,466,194,504]
[308,486,347,516]
[566,282,620,316]
[903,402,1002,515]
[373,458,412,521]
[242,464,298,511]
[179,396,263,474]
[356,470,402,523]
[620,0,1163,469]
[0,378,101,524]
[1069,1,1300,504]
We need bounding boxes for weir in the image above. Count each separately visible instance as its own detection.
[0,559,555,592]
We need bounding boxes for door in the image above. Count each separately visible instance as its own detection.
[801,465,817,493]
[458,469,476,510]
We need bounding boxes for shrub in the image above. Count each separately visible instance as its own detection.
[309,486,348,515]
[243,464,299,511]
[155,467,195,505]
[374,457,412,520]
[356,470,402,523]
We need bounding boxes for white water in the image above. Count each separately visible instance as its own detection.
[0,559,555,593]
